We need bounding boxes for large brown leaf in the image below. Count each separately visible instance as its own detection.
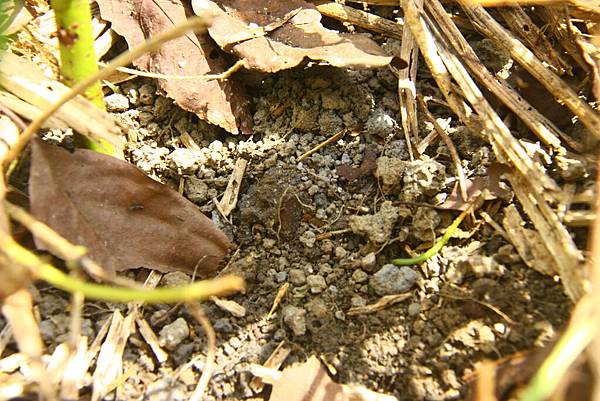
[96,0,252,135]
[195,0,392,73]
[29,139,231,276]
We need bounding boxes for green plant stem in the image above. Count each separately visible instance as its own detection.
[3,15,210,169]
[392,207,470,266]
[52,0,104,109]
[1,234,244,303]
[519,297,598,401]
[51,0,115,155]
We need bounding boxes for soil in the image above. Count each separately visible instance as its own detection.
[24,35,582,401]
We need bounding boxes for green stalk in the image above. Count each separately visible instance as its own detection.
[392,207,470,266]
[51,0,114,155]
[1,233,245,303]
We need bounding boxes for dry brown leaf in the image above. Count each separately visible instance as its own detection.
[439,163,512,210]
[95,0,252,135]
[195,0,392,73]
[266,356,397,401]
[269,356,344,401]
[29,139,231,276]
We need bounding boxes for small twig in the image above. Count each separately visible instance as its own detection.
[2,14,212,169]
[417,95,468,201]
[315,2,403,39]
[297,129,346,162]
[276,186,291,243]
[315,228,352,241]
[189,304,216,401]
[441,288,516,324]
[98,59,245,81]
[267,283,289,319]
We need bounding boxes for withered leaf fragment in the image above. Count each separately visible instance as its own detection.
[196,0,393,73]
[95,0,252,135]
[29,139,231,276]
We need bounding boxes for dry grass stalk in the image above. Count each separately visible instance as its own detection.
[463,0,600,14]
[0,90,70,129]
[298,128,346,162]
[315,2,403,39]
[502,204,557,276]
[405,0,558,193]
[396,0,421,161]
[458,3,600,138]
[534,7,589,72]
[497,5,571,75]
[135,317,168,364]
[91,310,135,401]
[564,210,595,227]
[189,304,216,401]
[219,158,248,217]
[417,95,468,200]
[347,293,412,315]
[508,174,584,300]
[59,336,88,400]
[400,0,477,134]
[424,0,575,152]
[0,53,126,155]
[403,0,586,300]
[249,341,291,393]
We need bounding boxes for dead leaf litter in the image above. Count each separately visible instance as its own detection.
[4,3,594,401]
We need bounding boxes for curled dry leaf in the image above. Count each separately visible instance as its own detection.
[193,0,393,73]
[95,0,252,135]
[29,139,231,276]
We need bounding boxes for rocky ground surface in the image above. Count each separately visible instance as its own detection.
[30,36,581,400]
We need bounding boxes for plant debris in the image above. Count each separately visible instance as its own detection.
[29,139,231,275]
[196,0,392,73]
[95,0,252,135]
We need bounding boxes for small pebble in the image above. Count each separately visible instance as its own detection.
[351,295,367,307]
[159,318,189,350]
[334,246,347,260]
[369,264,418,296]
[139,83,155,105]
[307,275,327,294]
[289,269,307,285]
[161,272,190,287]
[408,302,421,317]
[360,252,377,272]
[169,148,200,175]
[105,93,130,112]
[282,305,307,336]
[351,269,368,283]
[275,271,288,283]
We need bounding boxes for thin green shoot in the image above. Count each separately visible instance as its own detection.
[392,207,470,266]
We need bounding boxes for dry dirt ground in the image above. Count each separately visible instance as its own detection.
[26,36,582,400]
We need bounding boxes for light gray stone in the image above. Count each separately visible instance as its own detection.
[282,305,306,336]
[370,264,418,295]
[159,318,189,350]
[104,93,130,112]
